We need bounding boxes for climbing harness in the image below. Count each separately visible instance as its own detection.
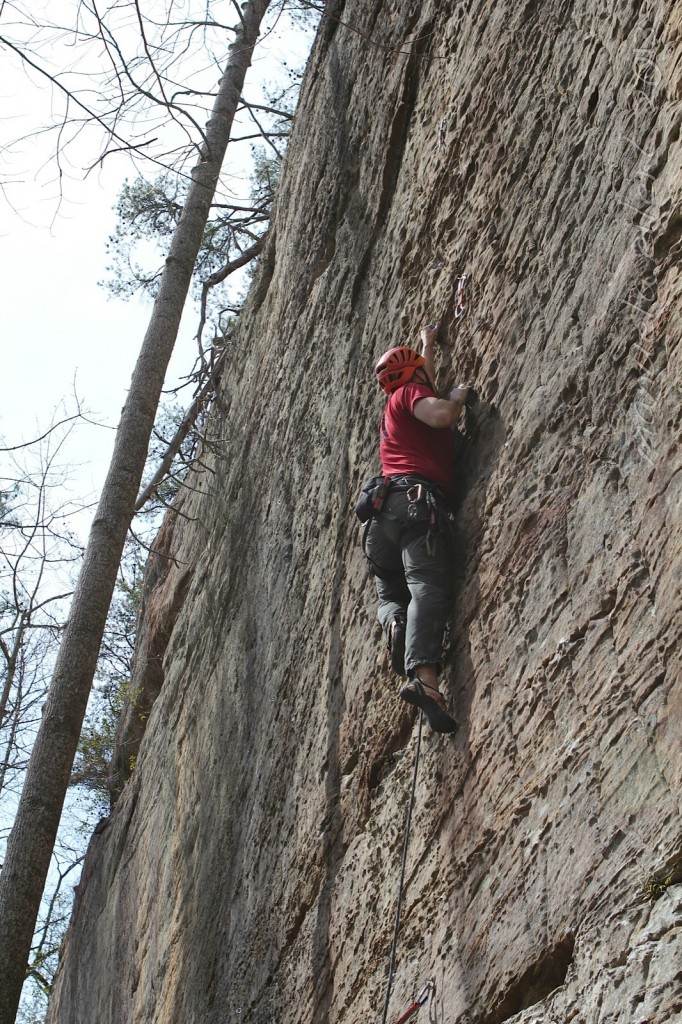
[359,476,447,579]
[393,978,436,1024]
[454,274,468,319]
[380,711,425,1024]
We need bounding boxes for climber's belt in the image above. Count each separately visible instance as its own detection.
[355,475,448,528]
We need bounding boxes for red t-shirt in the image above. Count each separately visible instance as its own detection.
[379,382,455,494]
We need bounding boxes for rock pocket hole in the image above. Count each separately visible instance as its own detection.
[367,716,414,791]
[586,86,599,122]
[482,934,575,1024]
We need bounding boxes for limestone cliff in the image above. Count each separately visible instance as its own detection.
[47,1,682,1022]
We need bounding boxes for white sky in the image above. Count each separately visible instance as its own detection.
[0,168,167,507]
[0,1,315,535]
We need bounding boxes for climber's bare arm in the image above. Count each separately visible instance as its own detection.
[413,387,469,428]
[420,324,438,389]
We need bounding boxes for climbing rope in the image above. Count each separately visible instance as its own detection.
[380,710,425,1024]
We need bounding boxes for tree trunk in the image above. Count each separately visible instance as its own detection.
[0,3,272,1020]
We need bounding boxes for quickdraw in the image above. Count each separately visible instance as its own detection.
[405,484,441,556]
[425,490,439,557]
[393,978,436,1024]
[454,273,468,318]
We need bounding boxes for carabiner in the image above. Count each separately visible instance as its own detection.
[455,273,468,318]
[416,977,435,1005]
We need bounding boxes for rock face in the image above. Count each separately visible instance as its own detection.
[47,1,681,1023]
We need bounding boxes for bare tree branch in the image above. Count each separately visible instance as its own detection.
[238,99,294,121]
[0,416,91,454]
[195,234,267,348]
[88,0,209,158]
[242,103,284,160]
[0,34,157,161]
[231,0,247,32]
[135,344,229,511]
[229,131,290,142]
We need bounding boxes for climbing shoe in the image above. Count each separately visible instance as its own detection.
[388,618,406,676]
[400,678,458,734]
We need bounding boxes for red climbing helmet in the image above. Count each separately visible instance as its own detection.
[375,346,425,394]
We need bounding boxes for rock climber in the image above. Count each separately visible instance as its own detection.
[364,324,471,734]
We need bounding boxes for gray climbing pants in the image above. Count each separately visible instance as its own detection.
[364,485,453,676]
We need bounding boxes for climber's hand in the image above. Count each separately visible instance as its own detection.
[448,386,469,406]
[420,323,439,348]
